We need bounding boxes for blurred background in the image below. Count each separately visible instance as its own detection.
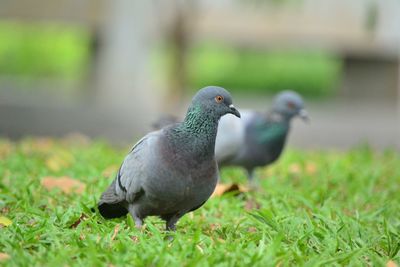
[0,0,399,149]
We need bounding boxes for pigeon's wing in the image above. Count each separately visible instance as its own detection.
[215,111,250,164]
[117,132,160,202]
[240,113,289,165]
[98,131,160,218]
[249,112,288,145]
[152,115,180,130]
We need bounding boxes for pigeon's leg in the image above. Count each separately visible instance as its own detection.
[165,213,183,231]
[247,169,256,183]
[128,205,143,229]
[247,169,259,189]
[247,169,255,181]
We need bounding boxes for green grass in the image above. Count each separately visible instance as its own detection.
[0,138,399,266]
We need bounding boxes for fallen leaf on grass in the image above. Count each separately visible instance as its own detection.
[211,183,249,197]
[209,223,221,231]
[244,199,261,211]
[305,162,318,175]
[46,156,67,172]
[111,224,120,241]
[27,219,36,226]
[387,261,398,267]
[247,227,257,233]
[45,151,74,172]
[0,140,13,159]
[289,163,302,175]
[0,253,10,261]
[0,216,12,227]
[21,138,55,154]
[1,207,10,214]
[41,176,86,194]
[131,236,139,243]
[70,214,88,228]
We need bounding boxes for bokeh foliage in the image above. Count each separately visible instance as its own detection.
[158,42,342,97]
[0,21,90,80]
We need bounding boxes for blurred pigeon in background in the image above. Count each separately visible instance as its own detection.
[216,91,308,183]
[98,86,240,231]
[152,90,308,184]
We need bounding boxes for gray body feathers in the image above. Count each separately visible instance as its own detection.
[97,86,240,230]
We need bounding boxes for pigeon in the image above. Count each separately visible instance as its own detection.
[152,91,308,183]
[215,90,308,182]
[98,86,241,231]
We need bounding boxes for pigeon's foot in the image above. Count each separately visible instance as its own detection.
[249,180,260,191]
[135,219,143,229]
[248,173,260,191]
[164,233,175,242]
[165,213,183,232]
[166,224,176,231]
[128,206,144,229]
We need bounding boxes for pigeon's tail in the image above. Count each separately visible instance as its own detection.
[98,180,128,219]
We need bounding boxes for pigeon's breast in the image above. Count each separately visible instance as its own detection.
[141,139,218,215]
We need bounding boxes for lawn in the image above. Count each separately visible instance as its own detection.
[0,138,399,266]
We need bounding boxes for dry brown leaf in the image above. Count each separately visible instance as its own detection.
[305,162,318,175]
[111,224,120,241]
[79,233,86,240]
[244,199,261,211]
[21,138,55,154]
[70,214,88,228]
[0,140,13,159]
[212,183,231,197]
[131,236,139,243]
[46,157,66,172]
[45,151,74,172]
[41,176,86,194]
[1,207,10,214]
[211,183,249,198]
[27,219,36,227]
[0,253,10,261]
[209,223,221,231]
[248,227,257,233]
[387,261,398,267]
[0,216,12,227]
[289,163,302,175]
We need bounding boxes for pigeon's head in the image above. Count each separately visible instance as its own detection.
[190,86,241,119]
[273,91,308,121]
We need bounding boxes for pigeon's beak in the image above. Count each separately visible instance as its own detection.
[298,109,309,122]
[228,104,241,118]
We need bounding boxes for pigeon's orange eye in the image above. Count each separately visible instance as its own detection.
[215,95,224,103]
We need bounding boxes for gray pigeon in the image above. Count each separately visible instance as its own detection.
[215,90,308,182]
[98,86,241,231]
